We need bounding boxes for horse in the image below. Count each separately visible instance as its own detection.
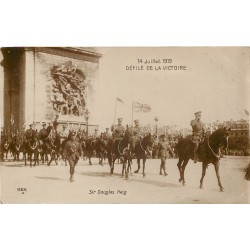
[134,134,154,177]
[110,129,133,179]
[12,135,23,161]
[245,163,250,180]
[176,127,230,192]
[84,138,96,165]
[95,138,107,166]
[1,135,10,161]
[24,132,40,167]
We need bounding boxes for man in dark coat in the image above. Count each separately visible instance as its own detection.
[190,111,205,163]
[158,134,174,176]
[63,131,83,182]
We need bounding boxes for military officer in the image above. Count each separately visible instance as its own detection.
[59,124,69,148]
[24,124,35,141]
[158,134,174,176]
[111,118,125,153]
[190,111,205,163]
[93,129,99,140]
[111,118,125,140]
[63,131,83,182]
[59,124,69,141]
[103,128,112,142]
[131,119,142,155]
[46,122,53,134]
[39,123,48,140]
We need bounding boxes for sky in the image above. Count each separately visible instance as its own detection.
[0,47,249,131]
[94,47,249,129]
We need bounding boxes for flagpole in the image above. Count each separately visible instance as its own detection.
[113,98,117,125]
[131,100,134,126]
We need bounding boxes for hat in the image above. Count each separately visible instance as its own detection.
[134,119,139,123]
[194,111,202,116]
[117,118,123,122]
[63,124,67,128]
[42,123,46,127]
[95,129,98,131]
[29,124,33,127]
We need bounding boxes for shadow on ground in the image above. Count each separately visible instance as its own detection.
[80,171,121,178]
[35,176,66,181]
[130,178,181,188]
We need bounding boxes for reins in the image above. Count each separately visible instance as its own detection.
[140,139,147,154]
[29,140,38,150]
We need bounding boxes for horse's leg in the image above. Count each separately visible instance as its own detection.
[214,161,224,192]
[30,153,33,167]
[177,159,183,182]
[122,160,125,177]
[200,162,208,189]
[48,151,53,166]
[35,152,39,166]
[129,157,132,176]
[88,151,92,165]
[142,158,146,178]
[99,152,104,166]
[134,158,140,173]
[111,156,116,175]
[24,152,27,166]
[125,160,129,179]
[181,159,189,186]
[55,152,59,165]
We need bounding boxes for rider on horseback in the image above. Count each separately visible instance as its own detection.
[111,118,125,154]
[24,124,35,142]
[190,111,205,163]
[130,119,142,156]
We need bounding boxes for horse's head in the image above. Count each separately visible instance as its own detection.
[123,127,133,142]
[210,127,231,150]
[142,133,154,149]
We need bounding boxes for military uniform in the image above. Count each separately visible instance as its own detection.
[158,136,173,175]
[190,111,205,162]
[39,126,48,140]
[24,126,35,141]
[92,129,99,140]
[111,118,125,154]
[131,120,142,153]
[111,124,125,140]
[103,129,111,139]
[63,132,83,182]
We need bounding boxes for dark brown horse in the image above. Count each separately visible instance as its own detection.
[176,127,230,191]
[134,134,154,178]
[1,135,10,161]
[110,129,133,179]
[24,132,40,167]
[12,135,23,161]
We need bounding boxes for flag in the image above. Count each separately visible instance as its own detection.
[10,114,14,125]
[133,102,151,112]
[244,109,249,116]
[116,97,124,104]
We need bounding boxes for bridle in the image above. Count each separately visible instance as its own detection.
[207,133,229,159]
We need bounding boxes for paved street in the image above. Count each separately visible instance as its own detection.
[0,156,249,204]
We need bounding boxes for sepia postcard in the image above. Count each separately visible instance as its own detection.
[0,47,249,204]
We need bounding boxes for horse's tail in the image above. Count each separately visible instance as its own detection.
[245,163,250,180]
